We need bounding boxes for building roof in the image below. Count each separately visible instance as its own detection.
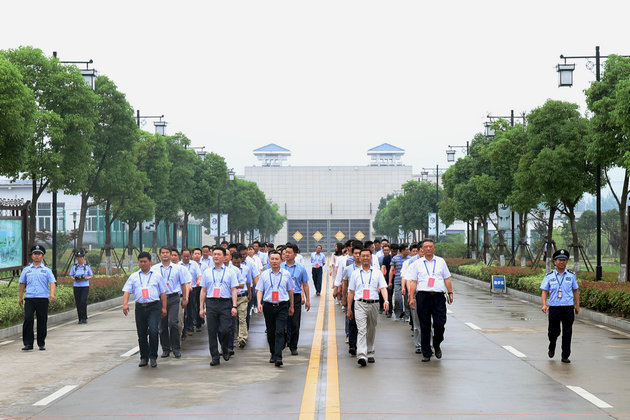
[367,143,405,153]
[253,143,291,154]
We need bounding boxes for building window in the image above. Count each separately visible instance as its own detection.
[85,207,98,232]
[37,202,65,231]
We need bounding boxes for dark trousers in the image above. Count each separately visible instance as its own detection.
[287,293,302,350]
[548,306,575,359]
[23,298,49,347]
[206,299,232,361]
[246,295,255,330]
[73,286,89,322]
[312,267,323,294]
[185,287,199,331]
[263,301,289,361]
[135,301,161,360]
[159,294,181,352]
[416,291,447,357]
[386,285,394,315]
[348,300,358,349]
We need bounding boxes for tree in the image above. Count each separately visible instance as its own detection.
[0,57,35,176]
[373,194,402,240]
[220,178,266,237]
[258,202,286,242]
[602,208,621,258]
[398,180,441,241]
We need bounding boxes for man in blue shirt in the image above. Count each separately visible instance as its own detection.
[19,244,56,351]
[389,244,409,321]
[122,251,167,367]
[310,245,326,296]
[257,250,295,367]
[541,249,580,363]
[180,248,202,336]
[231,251,253,349]
[283,243,310,355]
[69,250,93,324]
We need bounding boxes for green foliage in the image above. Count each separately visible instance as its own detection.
[435,242,467,258]
[258,202,286,238]
[86,252,101,267]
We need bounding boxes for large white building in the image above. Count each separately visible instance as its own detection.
[243,143,415,252]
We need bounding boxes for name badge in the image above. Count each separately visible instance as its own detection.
[363,289,370,300]
[213,288,221,298]
[166,282,170,288]
[557,290,563,299]
[141,288,149,299]
[272,291,279,302]
[315,264,319,268]
[427,277,435,288]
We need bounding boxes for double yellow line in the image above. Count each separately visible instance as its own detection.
[299,274,340,420]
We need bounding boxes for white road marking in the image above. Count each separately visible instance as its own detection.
[502,345,526,358]
[120,346,140,357]
[465,322,481,330]
[0,340,15,346]
[33,385,78,406]
[566,385,612,408]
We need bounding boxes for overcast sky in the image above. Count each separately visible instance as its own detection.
[2,0,629,182]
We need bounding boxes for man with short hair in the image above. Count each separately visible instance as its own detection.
[389,244,409,321]
[310,245,326,296]
[282,244,310,355]
[342,245,362,354]
[191,248,206,330]
[201,245,213,269]
[180,248,202,336]
[403,242,424,353]
[231,252,253,349]
[122,251,167,368]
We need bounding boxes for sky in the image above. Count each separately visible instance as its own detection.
[2,0,630,183]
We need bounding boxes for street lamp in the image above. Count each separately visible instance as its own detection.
[72,211,77,250]
[445,142,469,162]
[52,51,96,278]
[556,63,576,87]
[484,122,495,137]
[421,171,429,182]
[217,168,236,245]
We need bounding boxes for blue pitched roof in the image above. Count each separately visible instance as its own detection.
[253,143,291,153]
[368,143,405,153]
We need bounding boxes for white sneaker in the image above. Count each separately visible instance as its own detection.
[253,307,258,314]
[345,337,349,343]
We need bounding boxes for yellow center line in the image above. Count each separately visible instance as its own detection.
[325,274,340,420]
[299,273,328,420]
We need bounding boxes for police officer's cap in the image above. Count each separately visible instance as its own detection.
[31,244,46,255]
[75,250,85,257]
[553,249,569,260]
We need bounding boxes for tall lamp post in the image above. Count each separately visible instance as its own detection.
[72,211,77,250]
[556,46,630,280]
[52,52,97,278]
[486,110,526,265]
[421,166,447,241]
[135,111,166,252]
[217,169,236,245]
[445,142,470,257]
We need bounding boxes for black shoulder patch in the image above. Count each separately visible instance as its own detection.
[545,271,553,276]
[567,269,575,274]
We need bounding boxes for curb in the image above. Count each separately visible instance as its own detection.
[0,296,124,341]
[452,273,630,334]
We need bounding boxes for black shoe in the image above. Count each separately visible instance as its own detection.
[291,349,298,356]
[548,348,555,358]
[275,360,283,367]
[386,313,392,318]
[269,357,276,363]
[422,356,431,362]
[223,352,230,361]
[150,359,157,368]
[161,350,170,358]
[78,320,83,324]
[210,359,220,366]
[39,345,46,351]
[358,358,367,367]
[561,358,571,363]
[368,357,375,363]
[434,347,442,359]
[83,319,88,324]
[21,345,33,351]
[139,359,148,367]
[173,350,181,358]
[196,327,202,332]
[349,347,357,356]
[229,349,235,356]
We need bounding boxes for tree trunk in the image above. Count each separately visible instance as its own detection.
[182,212,189,248]
[471,218,477,260]
[497,229,506,267]
[152,219,160,262]
[76,192,90,251]
[618,178,628,282]
[104,201,112,275]
[127,222,135,271]
[482,217,491,265]
[28,178,48,249]
[545,207,556,273]
[165,222,171,247]
[567,206,581,273]
[519,212,528,267]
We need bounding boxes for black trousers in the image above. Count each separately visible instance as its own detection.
[135,301,161,360]
[386,285,394,315]
[73,286,89,321]
[159,293,181,352]
[263,301,289,361]
[287,292,302,350]
[185,287,199,331]
[548,305,575,359]
[416,291,447,357]
[206,298,232,360]
[312,267,323,294]
[348,300,358,349]
[23,298,49,347]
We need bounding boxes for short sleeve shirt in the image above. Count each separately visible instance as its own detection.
[310,252,326,269]
[256,268,294,302]
[281,262,309,294]
[540,269,579,306]
[200,266,239,298]
[70,263,93,287]
[233,263,253,295]
[19,264,56,298]
[348,268,387,301]
[407,256,451,293]
[122,269,167,303]
[179,261,202,288]
[151,263,191,294]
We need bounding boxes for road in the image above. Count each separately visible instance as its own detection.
[1,272,629,419]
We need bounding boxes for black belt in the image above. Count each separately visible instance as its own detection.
[167,292,179,297]
[418,291,441,295]
[237,293,248,297]
[358,299,378,304]
[263,301,288,307]
[137,301,160,307]
[207,297,231,301]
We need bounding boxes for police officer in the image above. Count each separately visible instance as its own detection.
[541,249,580,363]
[199,247,238,366]
[282,243,310,356]
[70,250,94,324]
[256,250,295,367]
[18,244,56,351]
[122,251,167,368]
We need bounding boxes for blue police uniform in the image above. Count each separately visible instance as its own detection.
[19,260,56,350]
[282,262,309,353]
[122,268,167,363]
[70,262,93,323]
[256,268,294,365]
[310,252,326,294]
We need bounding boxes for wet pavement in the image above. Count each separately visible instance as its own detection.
[1,273,629,419]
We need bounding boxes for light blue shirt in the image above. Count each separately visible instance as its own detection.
[243,259,260,279]
[70,263,93,287]
[180,261,202,288]
[256,268,294,302]
[122,269,167,303]
[151,262,191,294]
[257,251,270,270]
[19,263,56,298]
[233,263,253,295]
[391,255,408,284]
[540,269,579,306]
[199,258,212,272]
[310,252,326,269]
[281,262,309,294]
[200,266,239,298]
